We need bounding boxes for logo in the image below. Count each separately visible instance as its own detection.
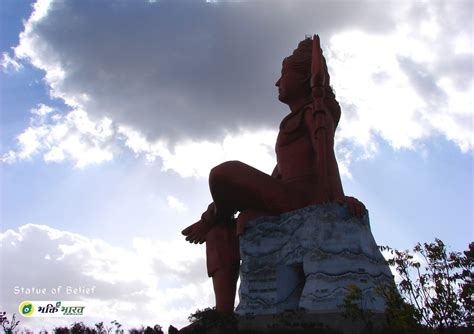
[19,301,34,316]
[18,301,87,317]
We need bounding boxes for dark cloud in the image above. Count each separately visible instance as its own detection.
[397,56,447,105]
[401,0,473,91]
[20,0,399,143]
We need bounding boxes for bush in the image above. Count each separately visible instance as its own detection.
[183,307,238,334]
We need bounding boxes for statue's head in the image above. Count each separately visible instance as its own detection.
[276,37,340,128]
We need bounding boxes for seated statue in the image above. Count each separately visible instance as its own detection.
[181,35,366,317]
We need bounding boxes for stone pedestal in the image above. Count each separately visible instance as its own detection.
[235,203,394,316]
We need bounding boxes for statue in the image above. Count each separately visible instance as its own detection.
[181,35,366,320]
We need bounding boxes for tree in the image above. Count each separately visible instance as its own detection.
[128,325,163,334]
[69,322,97,334]
[53,326,70,334]
[111,320,124,334]
[1,312,20,334]
[380,239,473,330]
[340,284,376,332]
[95,322,112,334]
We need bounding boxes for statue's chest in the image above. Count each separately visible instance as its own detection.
[276,110,308,148]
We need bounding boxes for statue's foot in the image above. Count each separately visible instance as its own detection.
[335,195,367,218]
[182,203,220,244]
[181,220,211,244]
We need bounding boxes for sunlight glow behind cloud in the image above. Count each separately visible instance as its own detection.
[328,24,473,154]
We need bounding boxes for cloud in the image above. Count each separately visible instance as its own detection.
[167,195,188,212]
[1,103,279,175]
[1,104,116,168]
[120,125,277,177]
[2,0,473,171]
[1,52,22,72]
[12,0,398,140]
[0,224,212,330]
[327,0,473,154]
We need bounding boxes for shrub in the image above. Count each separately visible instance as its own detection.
[0,312,20,334]
[380,239,473,330]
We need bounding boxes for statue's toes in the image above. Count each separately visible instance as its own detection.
[181,226,194,235]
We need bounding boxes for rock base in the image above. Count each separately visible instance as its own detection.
[236,203,394,315]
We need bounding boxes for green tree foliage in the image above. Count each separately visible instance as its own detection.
[380,239,473,330]
[341,284,375,332]
[340,240,472,333]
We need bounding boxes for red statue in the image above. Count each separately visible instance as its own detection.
[181,35,366,316]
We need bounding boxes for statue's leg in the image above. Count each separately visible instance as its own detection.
[206,221,240,313]
[201,161,305,315]
[209,161,304,218]
[212,263,240,313]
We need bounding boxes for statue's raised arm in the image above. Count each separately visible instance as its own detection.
[310,35,332,198]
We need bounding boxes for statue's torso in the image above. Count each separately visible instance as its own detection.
[237,105,336,234]
[275,106,325,202]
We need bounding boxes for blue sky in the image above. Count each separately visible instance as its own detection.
[1,0,472,331]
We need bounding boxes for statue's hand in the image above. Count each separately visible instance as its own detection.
[335,196,367,218]
[181,220,211,244]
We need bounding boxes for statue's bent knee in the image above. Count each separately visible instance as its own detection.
[209,160,242,187]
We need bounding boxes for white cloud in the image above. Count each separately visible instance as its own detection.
[454,33,472,55]
[2,105,116,168]
[167,195,188,212]
[328,22,473,156]
[2,110,279,177]
[159,130,277,178]
[1,52,22,71]
[31,103,54,116]
[119,125,276,178]
[433,78,473,152]
[0,223,212,331]
[328,31,429,151]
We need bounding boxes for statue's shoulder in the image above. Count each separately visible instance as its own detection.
[279,104,312,135]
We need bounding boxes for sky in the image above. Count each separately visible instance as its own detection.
[0,0,472,331]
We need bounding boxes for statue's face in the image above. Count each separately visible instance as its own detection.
[275,59,310,104]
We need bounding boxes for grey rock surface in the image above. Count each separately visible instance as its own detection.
[235,203,394,315]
